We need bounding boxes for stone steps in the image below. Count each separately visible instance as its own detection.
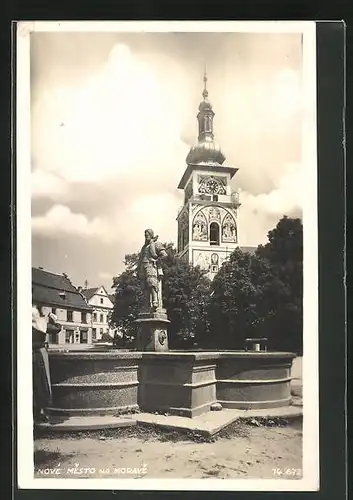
[35,405,302,436]
[36,415,136,432]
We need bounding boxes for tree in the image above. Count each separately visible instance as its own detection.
[256,216,303,353]
[100,331,114,343]
[110,244,211,349]
[256,216,302,297]
[205,216,303,353]
[161,247,211,348]
[110,253,143,347]
[205,249,280,349]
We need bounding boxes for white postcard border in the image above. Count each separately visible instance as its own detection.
[16,20,319,491]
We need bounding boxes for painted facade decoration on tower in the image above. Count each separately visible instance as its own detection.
[176,69,241,279]
[192,211,208,241]
[222,213,237,243]
[210,252,219,274]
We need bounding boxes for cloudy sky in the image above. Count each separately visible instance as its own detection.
[30,29,303,290]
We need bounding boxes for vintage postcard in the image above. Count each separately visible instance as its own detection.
[16,21,319,491]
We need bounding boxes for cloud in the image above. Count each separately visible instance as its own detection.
[31,42,186,186]
[241,161,302,216]
[32,205,114,242]
[31,191,182,249]
[30,31,304,287]
[238,162,302,245]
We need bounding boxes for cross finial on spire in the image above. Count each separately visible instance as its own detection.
[202,64,208,99]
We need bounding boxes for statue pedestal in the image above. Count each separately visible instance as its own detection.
[134,309,170,352]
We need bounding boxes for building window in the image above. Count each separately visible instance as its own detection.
[65,330,73,343]
[100,297,104,304]
[82,312,87,324]
[205,116,211,132]
[212,195,218,202]
[100,313,104,323]
[81,330,88,344]
[92,328,97,341]
[93,312,97,322]
[210,222,220,246]
[67,310,73,322]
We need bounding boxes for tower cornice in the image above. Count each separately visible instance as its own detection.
[177,163,238,190]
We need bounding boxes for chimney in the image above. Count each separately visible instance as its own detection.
[77,286,82,293]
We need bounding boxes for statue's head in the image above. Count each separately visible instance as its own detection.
[144,228,155,242]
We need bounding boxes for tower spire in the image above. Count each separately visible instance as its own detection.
[202,64,208,100]
[197,66,214,143]
[185,70,226,165]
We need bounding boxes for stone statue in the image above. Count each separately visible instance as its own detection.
[136,228,168,311]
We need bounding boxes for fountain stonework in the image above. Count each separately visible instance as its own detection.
[47,351,141,417]
[45,229,296,422]
[47,351,295,418]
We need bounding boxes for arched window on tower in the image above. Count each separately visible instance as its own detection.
[210,222,220,246]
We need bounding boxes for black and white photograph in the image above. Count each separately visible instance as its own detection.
[16,21,319,491]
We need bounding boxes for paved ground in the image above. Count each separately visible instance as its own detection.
[34,418,302,480]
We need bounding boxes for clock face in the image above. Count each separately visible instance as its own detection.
[206,178,220,194]
[198,175,226,195]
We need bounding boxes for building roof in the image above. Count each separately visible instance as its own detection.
[32,267,92,311]
[81,287,99,301]
[81,286,114,304]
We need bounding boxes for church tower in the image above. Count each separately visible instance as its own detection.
[176,71,241,279]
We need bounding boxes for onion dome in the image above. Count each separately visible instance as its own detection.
[186,69,226,166]
[186,139,226,165]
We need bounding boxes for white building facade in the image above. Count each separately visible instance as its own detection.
[81,286,115,342]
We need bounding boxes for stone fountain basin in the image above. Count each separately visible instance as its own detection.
[46,350,296,418]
